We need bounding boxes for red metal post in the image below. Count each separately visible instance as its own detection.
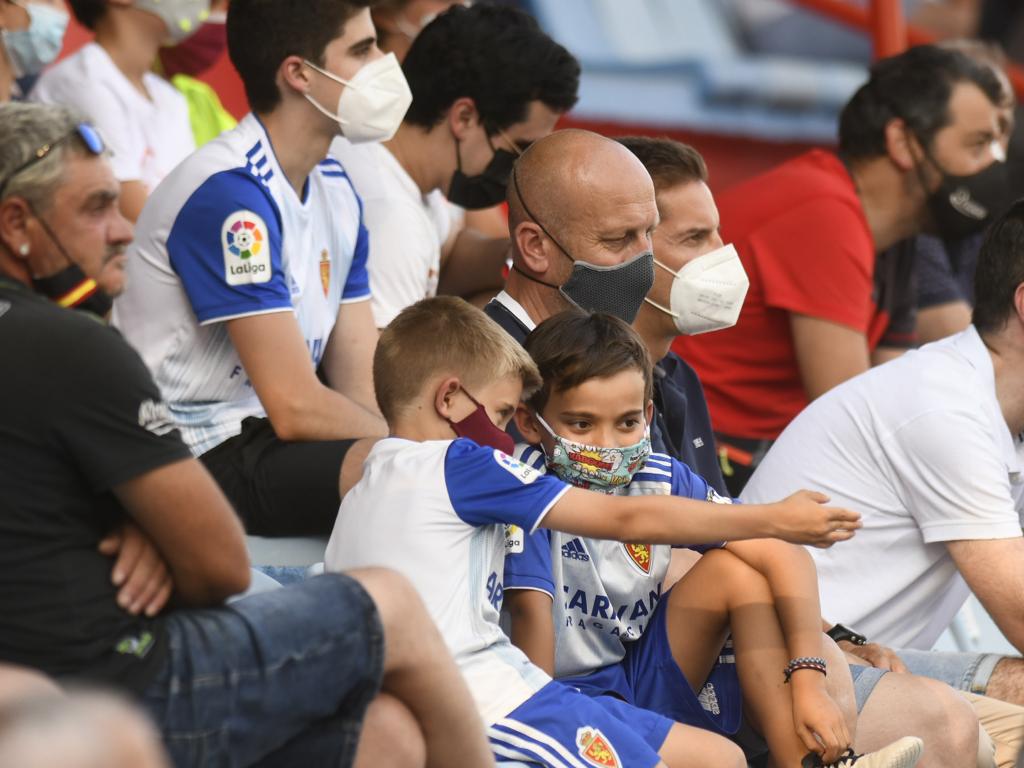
[869,0,908,59]
[790,0,1024,99]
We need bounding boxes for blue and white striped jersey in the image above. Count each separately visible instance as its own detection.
[327,438,570,725]
[113,114,370,455]
[504,445,731,678]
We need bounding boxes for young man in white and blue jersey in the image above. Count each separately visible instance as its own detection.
[326,295,872,768]
[503,311,925,768]
[113,0,412,535]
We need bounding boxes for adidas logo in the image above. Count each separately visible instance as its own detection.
[561,538,590,561]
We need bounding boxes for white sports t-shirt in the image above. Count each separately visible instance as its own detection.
[31,42,194,189]
[326,438,569,724]
[504,446,728,678]
[113,114,370,455]
[743,326,1024,649]
[330,138,451,327]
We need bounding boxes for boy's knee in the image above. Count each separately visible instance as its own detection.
[661,724,745,768]
[353,693,426,768]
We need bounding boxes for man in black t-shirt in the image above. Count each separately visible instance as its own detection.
[0,101,492,767]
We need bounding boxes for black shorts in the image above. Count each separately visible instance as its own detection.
[200,417,356,536]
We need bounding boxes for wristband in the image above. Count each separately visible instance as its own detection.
[784,656,827,684]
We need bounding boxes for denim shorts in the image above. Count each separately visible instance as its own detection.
[896,649,1006,695]
[139,573,384,767]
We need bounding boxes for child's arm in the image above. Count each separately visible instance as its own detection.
[503,524,557,675]
[542,488,860,548]
[725,538,846,751]
[725,538,824,661]
[503,589,555,675]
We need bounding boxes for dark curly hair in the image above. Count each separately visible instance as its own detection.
[839,44,1004,160]
[401,3,579,133]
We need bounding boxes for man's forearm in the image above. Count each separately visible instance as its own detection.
[269,385,387,442]
[437,232,509,297]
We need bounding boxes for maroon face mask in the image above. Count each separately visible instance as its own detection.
[158,21,227,78]
[447,388,515,455]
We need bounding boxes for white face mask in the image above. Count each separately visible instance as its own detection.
[644,242,749,335]
[303,53,412,143]
[135,0,209,44]
[2,2,69,78]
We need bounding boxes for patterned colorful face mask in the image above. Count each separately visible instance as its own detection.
[535,413,651,492]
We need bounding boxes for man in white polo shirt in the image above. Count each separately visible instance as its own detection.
[743,200,1024,707]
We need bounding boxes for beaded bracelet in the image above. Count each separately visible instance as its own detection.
[784,656,827,684]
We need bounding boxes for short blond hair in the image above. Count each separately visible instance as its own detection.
[374,296,542,423]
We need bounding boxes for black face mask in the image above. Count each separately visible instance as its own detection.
[447,132,518,210]
[27,205,114,318]
[924,154,1010,241]
[32,262,113,317]
[510,166,655,323]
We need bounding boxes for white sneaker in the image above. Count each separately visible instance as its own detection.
[807,737,924,768]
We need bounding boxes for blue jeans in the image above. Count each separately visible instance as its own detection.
[139,573,384,767]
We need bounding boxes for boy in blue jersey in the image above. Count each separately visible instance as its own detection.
[327,295,881,768]
[503,311,924,768]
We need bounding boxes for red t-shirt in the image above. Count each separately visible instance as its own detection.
[673,150,890,440]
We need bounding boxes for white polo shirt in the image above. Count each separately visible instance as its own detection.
[330,138,452,327]
[31,42,194,189]
[742,326,1024,649]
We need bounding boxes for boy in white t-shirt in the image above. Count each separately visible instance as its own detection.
[502,310,925,768]
[326,295,871,768]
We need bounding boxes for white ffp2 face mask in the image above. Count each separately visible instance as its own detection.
[135,0,209,44]
[644,242,749,335]
[304,53,412,143]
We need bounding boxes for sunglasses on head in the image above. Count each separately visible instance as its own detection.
[0,123,105,199]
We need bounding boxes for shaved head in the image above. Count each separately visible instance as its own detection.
[508,129,656,240]
[504,128,659,321]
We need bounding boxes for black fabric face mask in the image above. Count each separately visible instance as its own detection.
[924,154,1010,241]
[32,262,113,318]
[448,133,518,210]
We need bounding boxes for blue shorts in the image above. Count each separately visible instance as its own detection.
[493,680,673,767]
[564,589,742,737]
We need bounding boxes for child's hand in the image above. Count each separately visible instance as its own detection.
[791,677,852,764]
[772,490,861,548]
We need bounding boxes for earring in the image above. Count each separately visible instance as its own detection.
[18,243,29,256]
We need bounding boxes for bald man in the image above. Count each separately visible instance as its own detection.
[483,128,657,339]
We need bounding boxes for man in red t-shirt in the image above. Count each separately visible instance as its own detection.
[674,45,1007,495]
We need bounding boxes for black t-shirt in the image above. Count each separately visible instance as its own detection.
[0,281,190,691]
[873,241,918,349]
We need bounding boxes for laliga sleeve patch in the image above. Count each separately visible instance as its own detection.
[493,449,539,485]
[222,210,271,286]
[504,524,524,553]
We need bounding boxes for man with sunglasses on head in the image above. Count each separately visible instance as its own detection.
[0,100,493,768]
[114,0,412,537]
[332,2,579,328]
